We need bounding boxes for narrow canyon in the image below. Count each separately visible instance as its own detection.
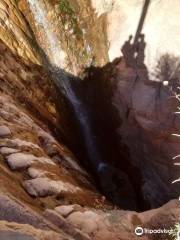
[0,0,179,239]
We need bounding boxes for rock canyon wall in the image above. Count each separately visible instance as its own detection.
[0,0,179,239]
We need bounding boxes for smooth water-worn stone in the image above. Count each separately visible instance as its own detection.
[27,168,47,179]
[23,177,81,197]
[0,126,11,137]
[55,205,82,218]
[0,147,19,155]
[67,211,103,235]
[6,153,55,170]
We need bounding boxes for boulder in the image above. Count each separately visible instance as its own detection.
[67,210,103,235]
[0,126,11,137]
[6,153,55,170]
[0,147,19,155]
[23,177,81,197]
[43,209,90,240]
[55,204,82,218]
[27,168,48,179]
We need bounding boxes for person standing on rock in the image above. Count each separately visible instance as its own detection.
[121,35,136,67]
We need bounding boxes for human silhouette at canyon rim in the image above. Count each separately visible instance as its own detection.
[121,34,146,69]
[121,35,135,67]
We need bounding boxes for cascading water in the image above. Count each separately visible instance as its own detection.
[27,0,66,67]
[27,0,138,209]
[27,0,109,177]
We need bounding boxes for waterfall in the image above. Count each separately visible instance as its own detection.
[27,0,66,67]
[27,0,105,170]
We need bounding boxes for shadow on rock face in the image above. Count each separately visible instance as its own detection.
[29,29,178,212]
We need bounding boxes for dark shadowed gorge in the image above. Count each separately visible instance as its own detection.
[0,0,179,239]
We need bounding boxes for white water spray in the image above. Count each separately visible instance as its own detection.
[27,0,105,169]
[27,0,66,67]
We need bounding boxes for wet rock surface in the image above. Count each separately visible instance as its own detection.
[0,1,179,239]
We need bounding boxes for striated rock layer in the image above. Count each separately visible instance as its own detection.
[0,28,178,240]
[0,0,41,64]
[0,0,179,239]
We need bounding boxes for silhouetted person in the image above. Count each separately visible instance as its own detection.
[136,34,146,68]
[121,35,136,67]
